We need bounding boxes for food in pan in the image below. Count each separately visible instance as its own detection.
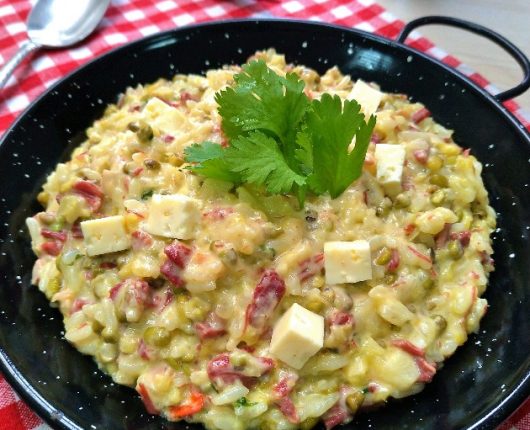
[26,50,495,429]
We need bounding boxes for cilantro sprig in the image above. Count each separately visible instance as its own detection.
[184,60,376,205]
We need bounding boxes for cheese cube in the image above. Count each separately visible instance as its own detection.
[347,80,383,117]
[374,144,406,196]
[324,240,373,285]
[143,97,187,133]
[144,194,201,239]
[270,303,324,369]
[81,215,131,256]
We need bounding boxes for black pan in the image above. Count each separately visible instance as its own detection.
[0,17,529,430]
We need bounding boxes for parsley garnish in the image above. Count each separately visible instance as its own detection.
[184,60,376,205]
[141,189,154,200]
[234,397,256,408]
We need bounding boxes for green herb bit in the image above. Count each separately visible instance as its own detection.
[184,60,376,205]
[234,397,256,408]
[305,93,376,198]
[141,189,154,200]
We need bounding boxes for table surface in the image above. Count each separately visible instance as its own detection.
[378,0,530,110]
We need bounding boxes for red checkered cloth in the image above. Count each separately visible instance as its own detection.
[0,0,528,429]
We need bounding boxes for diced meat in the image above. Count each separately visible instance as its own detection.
[41,241,63,256]
[329,311,354,326]
[387,249,400,272]
[131,167,143,177]
[160,260,184,287]
[450,230,471,247]
[99,262,117,269]
[195,312,227,340]
[109,282,124,300]
[207,354,232,381]
[203,207,234,220]
[41,229,67,242]
[411,107,431,124]
[391,339,425,357]
[277,397,299,424]
[138,339,151,360]
[164,241,192,269]
[407,245,432,265]
[402,173,415,191]
[137,383,159,415]
[132,230,153,250]
[245,270,286,332]
[71,222,84,239]
[416,357,437,382]
[110,278,150,321]
[178,91,199,105]
[70,298,89,315]
[161,240,193,286]
[148,289,174,310]
[413,149,429,164]
[207,352,274,388]
[435,223,452,249]
[298,253,324,282]
[272,371,299,399]
[72,180,103,212]
[323,404,349,430]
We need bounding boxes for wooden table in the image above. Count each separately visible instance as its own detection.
[378,0,530,110]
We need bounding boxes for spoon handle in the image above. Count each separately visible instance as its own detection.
[0,40,40,90]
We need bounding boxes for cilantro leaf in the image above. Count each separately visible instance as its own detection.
[184,142,240,183]
[294,128,313,175]
[216,60,309,151]
[306,94,376,198]
[184,61,376,205]
[224,131,306,194]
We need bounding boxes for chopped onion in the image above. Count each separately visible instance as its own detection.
[211,382,249,406]
[297,393,339,421]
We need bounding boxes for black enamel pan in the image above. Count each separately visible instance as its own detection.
[0,17,529,430]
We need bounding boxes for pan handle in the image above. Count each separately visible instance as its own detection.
[396,16,530,102]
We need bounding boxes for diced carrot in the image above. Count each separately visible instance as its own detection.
[169,392,205,418]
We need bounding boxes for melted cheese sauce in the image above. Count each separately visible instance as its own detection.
[27,50,495,430]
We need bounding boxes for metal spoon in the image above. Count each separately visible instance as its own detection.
[0,0,110,89]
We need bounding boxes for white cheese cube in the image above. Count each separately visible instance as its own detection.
[374,144,406,196]
[81,215,131,256]
[144,194,201,239]
[347,80,383,117]
[324,240,373,285]
[143,97,186,133]
[270,303,324,369]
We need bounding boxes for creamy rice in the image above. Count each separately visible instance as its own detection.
[26,50,495,430]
